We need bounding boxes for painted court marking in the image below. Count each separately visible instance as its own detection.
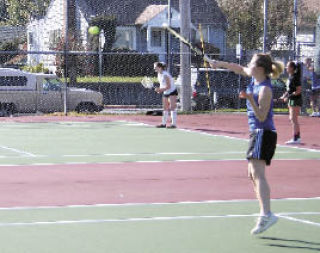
[0,145,37,157]
[0,196,319,210]
[123,120,320,153]
[0,121,319,164]
[0,150,312,159]
[0,212,318,228]
[0,198,318,227]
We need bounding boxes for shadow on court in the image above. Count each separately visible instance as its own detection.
[260,236,320,252]
[195,128,245,135]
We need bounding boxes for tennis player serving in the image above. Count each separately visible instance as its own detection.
[205,53,284,235]
[154,62,178,128]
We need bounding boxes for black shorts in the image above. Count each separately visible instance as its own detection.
[288,96,302,107]
[163,89,178,98]
[246,129,277,166]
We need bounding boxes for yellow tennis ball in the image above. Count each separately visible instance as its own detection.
[88,26,100,35]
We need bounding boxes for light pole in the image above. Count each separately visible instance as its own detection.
[167,0,172,72]
[293,0,298,60]
[179,0,191,111]
[98,29,105,82]
[263,0,268,53]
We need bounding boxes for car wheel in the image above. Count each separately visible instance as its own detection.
[76,103,97,113]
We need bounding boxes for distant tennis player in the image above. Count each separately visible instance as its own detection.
[279,61,302,144]
[205,53,284,235]
[154,62,178,128]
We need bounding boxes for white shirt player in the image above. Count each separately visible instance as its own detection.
[158,71,176,95]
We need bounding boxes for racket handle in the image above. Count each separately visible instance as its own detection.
[203,54,216,64]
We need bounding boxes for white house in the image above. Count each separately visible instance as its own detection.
[27,0,227,72]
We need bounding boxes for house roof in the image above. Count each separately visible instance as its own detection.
[77,0,227,28]
[302,0,320,13]
[135,5,168,25]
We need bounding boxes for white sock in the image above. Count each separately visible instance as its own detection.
[171,110,177,126]
[162,111,169,125]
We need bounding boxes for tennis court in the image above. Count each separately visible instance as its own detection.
[0,116,319,252]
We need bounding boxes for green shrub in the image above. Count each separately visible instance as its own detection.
[22,63,49,73]
[102,49,159,76]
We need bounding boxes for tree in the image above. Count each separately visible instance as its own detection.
[0,0,8,23]
[216,0,309,50]
[89,15,117,52]
[4,0,50,25]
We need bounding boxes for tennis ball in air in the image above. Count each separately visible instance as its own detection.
[88,26,100,35]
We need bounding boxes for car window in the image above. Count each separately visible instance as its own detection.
[43,78,63,91]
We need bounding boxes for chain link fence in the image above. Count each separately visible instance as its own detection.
[0,0,319,115]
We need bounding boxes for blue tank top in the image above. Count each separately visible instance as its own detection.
[246,78,276,132]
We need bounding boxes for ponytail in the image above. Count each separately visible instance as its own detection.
[271,61,284,79]
[255,53,284,78]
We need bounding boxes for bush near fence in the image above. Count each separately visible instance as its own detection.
[70,82,162,106]
[102,50,159,77]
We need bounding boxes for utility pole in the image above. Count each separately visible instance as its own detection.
[63,0,77,115]
[63,0,69,115]
[179,0,191,111]
[263,0,268,53]
[293,0,298,60]
[167,0,172,72]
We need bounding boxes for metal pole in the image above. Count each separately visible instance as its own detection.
[237,32,241,109]
[63,0,68,115]
[99,30,103,82]
[293,0,298,60]
[167,0,172,72]
[179,0,191,111]
[263,0,268,53]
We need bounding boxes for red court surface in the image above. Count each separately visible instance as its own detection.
[0,160,319,207]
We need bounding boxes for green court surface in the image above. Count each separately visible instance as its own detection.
[0,121,319,165]
[0,121,319,252]
[0,199,318,253]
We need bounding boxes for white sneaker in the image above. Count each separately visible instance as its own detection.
[251,213,278,235]
[285,138,301,144]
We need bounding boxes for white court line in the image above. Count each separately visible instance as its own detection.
[0,150,316,159]
[121,120,320,153]
[176,126,320,153]
[0,146,36,157]
[0,212,319,228]
[279,215,320,227]
[0,197,319,211]
[0,157,319,167]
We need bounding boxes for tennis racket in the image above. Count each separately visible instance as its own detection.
[141,76,154,89]
[163,24,216,64]
[163,24,203,56]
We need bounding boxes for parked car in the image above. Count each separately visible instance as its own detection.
[176,68,287,110]
[271,78,287,108]
[0,68,104,116]
[176,68,248,110]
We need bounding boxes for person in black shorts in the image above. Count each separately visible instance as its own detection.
[280,61,302,144]
[154,62,178,128]
[205,53,284,235]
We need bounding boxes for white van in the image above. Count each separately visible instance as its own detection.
[0,68,104,116]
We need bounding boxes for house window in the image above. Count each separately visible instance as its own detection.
[28,32,34,45]
[49,29,61,50]
[151,30,162,47]
[114,29,134,50]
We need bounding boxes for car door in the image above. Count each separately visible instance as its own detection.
[37,77,63,112]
